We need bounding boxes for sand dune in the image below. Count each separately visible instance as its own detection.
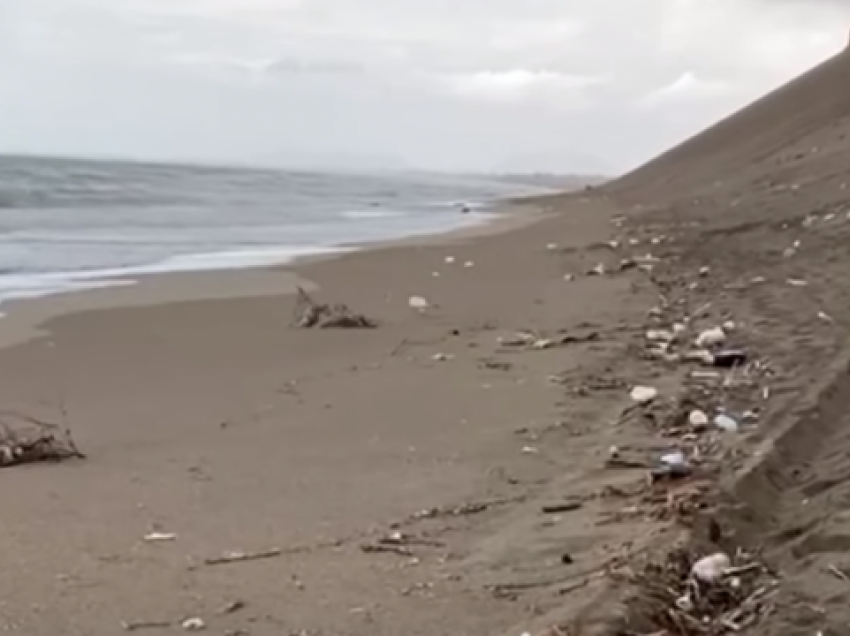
[611,48,850,197]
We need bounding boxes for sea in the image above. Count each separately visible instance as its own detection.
[0,155,554,307]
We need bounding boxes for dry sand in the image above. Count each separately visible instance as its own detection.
[1,47,850,636]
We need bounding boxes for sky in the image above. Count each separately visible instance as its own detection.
[1,0,849,174]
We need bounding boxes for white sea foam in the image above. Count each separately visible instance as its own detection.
[0,245,352,307]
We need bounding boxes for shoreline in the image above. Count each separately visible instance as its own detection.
[0,200,548,350]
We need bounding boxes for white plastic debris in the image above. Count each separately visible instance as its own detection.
[630,386,658,404]
[532,339,554,350]
[521,446,539,454]
[688,410,709,428]
[444,256,455,264]
[787,278,808,287]
[675,595,694,612]
[661,450,686,467]
[714,413,739,433]
[563,273,575,282]
[546,243,559,251]
[588,263,606,276]
[818,311,835,324]
[431,353,453,361]
[722,320,736,333]
[684,349,715,365]
[673,323,687,336]
[698,266,710,277]
[431,271,440,278]
[181,618,206,632]
[143,532,177,543]
[646,329,674,343]
[408,296,430,310]
[608,445,621,459]
[695,326,726,348]
[464,261,475,268]
[691,553,731,583]
[607,240,620,250]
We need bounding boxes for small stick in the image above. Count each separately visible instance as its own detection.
[723,563,762,577]
[121,620,172,631]
[828,564,850,582]
[203,548,282,566]
[541,502,583,514]
[361,544,414,557]
[390,338,409,357]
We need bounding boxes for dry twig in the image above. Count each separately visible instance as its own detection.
[291,287,376,329]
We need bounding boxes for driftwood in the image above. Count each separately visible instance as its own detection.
[292,287,377,329]
[0,408,84,467]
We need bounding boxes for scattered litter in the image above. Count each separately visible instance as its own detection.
[499,331,598,350]
[532,339,555,350]
[541,501,583,514]
[361,542,414,557]
[563,273,575,282]
[646,329,675,343]
[690,370,721,379]
[691,552,731,583]
[121,620,173,632]
[587,263,606,276]
[522,446,540,454]
[444,256,455,264]
[217,601,246,615]
[722,320,736,332]
[411,497,517,520]
[787,278,808,287]
[660,450,686,468]
[431,353,453,361]
[696,326,726,348]
[143,532,177,543]
[630,386,658,404]
[688,410,709,428]
[714,413,740,433]
[712,349,748,368]
[546,243,559,251]
[464,261,475,268]
[818,311,835,323]
[408,296,430,311]
[203,548,282,567]
[181,618,206,632]
[699,266,710,277]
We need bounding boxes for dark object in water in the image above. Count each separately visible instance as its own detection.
[712,349,748,368]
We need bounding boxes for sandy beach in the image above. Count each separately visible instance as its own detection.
[3,48,850,636]
[0,197,637,636]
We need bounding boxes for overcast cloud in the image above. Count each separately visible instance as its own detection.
[1,0,848,173]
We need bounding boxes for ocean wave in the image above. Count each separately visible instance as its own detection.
[0,244,354,307]
[339,208,405,220]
